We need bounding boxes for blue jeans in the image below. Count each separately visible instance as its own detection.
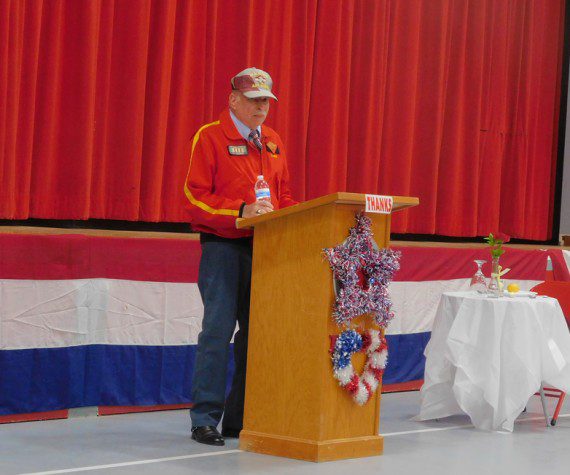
[190,238,252,430]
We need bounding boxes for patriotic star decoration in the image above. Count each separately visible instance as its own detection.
[323,213,401,328]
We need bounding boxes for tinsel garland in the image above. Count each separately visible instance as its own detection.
[323,213,401,328]
[330,329,388,406]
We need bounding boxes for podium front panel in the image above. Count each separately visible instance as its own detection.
[242,204,390,455]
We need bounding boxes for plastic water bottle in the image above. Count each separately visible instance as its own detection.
[254,175,271,201]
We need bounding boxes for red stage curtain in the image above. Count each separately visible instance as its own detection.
[0,0,565,239]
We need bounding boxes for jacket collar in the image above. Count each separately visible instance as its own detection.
[220,108,268,141]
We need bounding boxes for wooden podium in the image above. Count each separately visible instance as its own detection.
[236,192,419,462]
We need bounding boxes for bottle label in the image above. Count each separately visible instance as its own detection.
[255,188,271,200]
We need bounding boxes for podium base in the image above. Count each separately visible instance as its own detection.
[239,430,383,462]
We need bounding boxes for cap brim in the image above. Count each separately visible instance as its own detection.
[242,90,278,101]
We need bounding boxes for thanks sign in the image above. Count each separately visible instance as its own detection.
[365,194,393,214]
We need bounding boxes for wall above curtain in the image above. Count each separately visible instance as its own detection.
[0,0,565,239]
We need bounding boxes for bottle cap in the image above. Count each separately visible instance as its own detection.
[257,175,264,180]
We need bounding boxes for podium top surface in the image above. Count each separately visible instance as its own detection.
[236,192,419,229]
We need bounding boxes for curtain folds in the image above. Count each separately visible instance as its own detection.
[0,0,565,239]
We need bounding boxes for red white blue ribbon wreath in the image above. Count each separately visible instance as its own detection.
[330,329,388,406]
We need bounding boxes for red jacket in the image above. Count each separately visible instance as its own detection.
[184,109,298,238]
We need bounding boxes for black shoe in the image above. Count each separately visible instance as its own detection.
[191,426,225,446]
[221,427,241,438]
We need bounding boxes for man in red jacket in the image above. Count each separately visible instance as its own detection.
[184,68,297,446]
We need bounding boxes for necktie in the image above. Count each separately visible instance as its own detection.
[248,129,263,151]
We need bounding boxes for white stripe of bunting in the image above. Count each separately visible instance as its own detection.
[0,277,543,350]
[0,279,203,350]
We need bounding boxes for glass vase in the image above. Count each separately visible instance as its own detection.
[487,257,502,296]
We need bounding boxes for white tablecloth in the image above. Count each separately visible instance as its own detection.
[417,291,570,431]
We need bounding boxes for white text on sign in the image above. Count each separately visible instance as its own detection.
[365,194,393,214]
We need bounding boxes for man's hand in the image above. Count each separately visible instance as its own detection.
[242,200,274,218]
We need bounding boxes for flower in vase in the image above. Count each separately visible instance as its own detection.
[484,232,511,259]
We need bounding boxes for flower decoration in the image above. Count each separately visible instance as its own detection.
[330,329,388,406]
[484,232,511,259]
[323,213,400,328]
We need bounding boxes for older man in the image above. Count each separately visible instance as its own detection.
[184,68,297,446]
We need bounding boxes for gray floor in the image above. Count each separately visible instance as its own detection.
[1,392,569,475]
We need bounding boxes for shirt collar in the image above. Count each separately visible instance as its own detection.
[229,110,262,140]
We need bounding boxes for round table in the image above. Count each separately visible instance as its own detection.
[416,291,570,431]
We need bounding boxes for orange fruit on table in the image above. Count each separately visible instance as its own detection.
[507,283,520,293]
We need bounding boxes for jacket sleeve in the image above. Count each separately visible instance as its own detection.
[183,128,243,231]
